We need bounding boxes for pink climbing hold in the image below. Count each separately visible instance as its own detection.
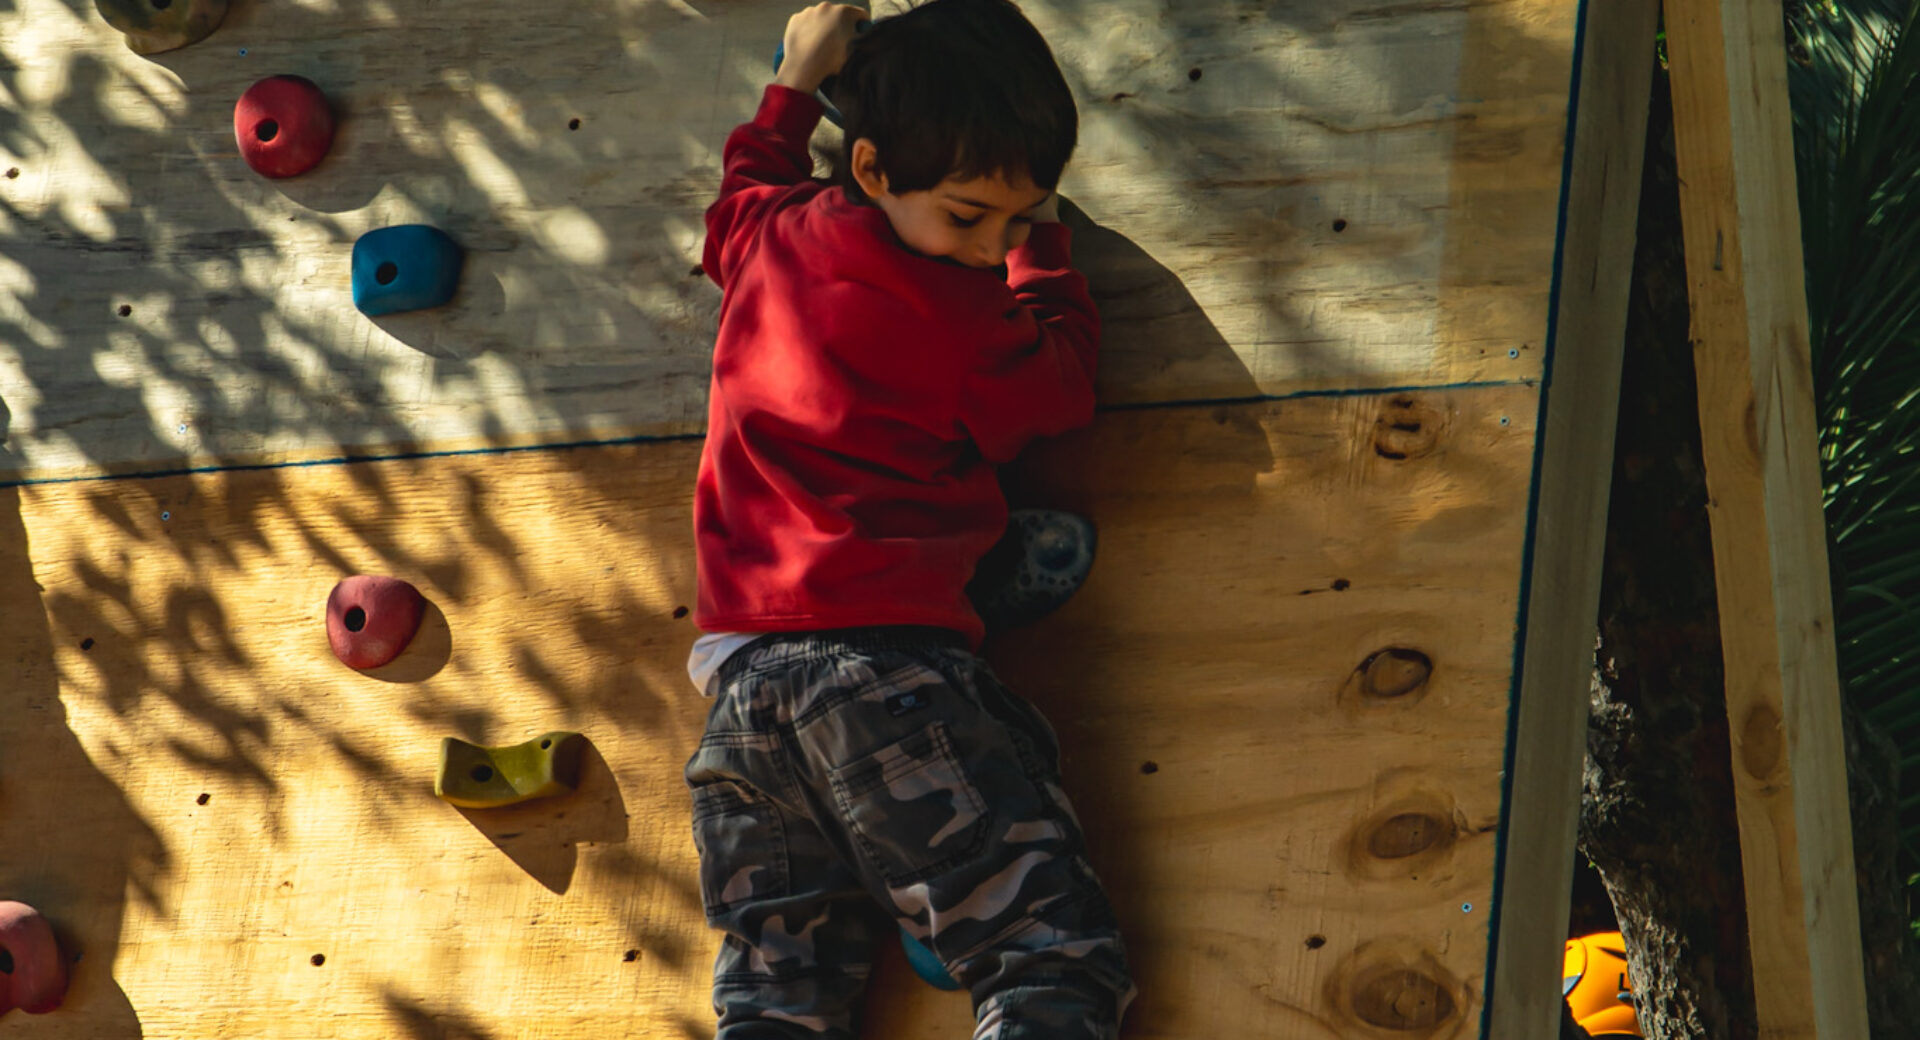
[233,75,335,179]
[326,575,426,670]
[0,900,68,1016]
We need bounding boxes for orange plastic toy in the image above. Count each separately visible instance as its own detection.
[1563,931,1642,1037]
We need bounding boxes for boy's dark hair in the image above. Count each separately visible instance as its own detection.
[835,0,1078,196]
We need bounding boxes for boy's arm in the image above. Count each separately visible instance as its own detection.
[958,221,1101,463]
[704,3,867,288]
[701,87,824,288]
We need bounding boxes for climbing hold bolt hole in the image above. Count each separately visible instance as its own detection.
[4,167,18,179]
[1332,219,1348,232]
[1140,761,1159,775]
[81,637,95,651]
[0,949,12,973]
[688,265,704,278]
[255,119,280,143]
[1306,935,1326,950]
[197,793,211,806]
[540,738,553,750]
[375,261,399,286]
[471,764,495,783]
[624,949,639,962]
[310,953,326,967]
[569,118,582,131]
[673,605,690,619]
[1332,578,1351,591]
[1188,67,1203,81]
[343,606,367,632]
[118,304,133,317]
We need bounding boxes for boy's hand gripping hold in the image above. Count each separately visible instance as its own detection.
[773,3,869,95]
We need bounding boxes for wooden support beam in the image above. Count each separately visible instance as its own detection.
[1663,0,1870,1036]
[1485,0,1659,1034]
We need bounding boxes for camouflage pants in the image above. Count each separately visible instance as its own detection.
[685,627,1135,1039]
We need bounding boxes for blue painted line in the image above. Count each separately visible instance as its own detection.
[0,430,706,490]
[1,377,1541,490]
[1099,377,1537,415]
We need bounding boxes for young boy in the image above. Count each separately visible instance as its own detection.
[684,2,1135,1038]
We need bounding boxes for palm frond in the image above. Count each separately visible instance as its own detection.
[1793,0,1920,874]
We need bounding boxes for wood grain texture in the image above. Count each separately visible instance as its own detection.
[1664,0,1869,1036]
[1485,0,1658,1036]
[1,389,1536,1038]
[0,0,1575,480]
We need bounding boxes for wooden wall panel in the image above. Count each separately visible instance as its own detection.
[1,388,1534,1038]
[1,0,1575,480]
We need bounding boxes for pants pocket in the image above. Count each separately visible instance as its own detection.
[690,779,789,921]
[958,661,1062,781]
[828,721,989,888]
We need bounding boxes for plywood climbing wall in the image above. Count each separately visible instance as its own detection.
[0,0,1639,1037]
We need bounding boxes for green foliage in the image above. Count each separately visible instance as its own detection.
[1791,0,1920,863]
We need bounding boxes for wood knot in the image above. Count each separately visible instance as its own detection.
[1372,396,1444,460]
[1739,703,1784,782]
[1366,812,1451,860]
[1350,966,1459,1030]
[1346,648,1432,701]
[1326,940,1467,1035]
[1346,791,1466,882]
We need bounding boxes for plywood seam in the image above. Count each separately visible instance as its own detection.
[3,379,1545,489]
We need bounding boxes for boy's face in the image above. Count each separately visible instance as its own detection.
[850,139,1052,269]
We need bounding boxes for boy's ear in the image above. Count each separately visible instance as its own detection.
[849,138,889,200]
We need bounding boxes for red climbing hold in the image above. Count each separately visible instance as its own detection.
[0,901,68,1016]
[234,75,335,179]
[326,576,426,670]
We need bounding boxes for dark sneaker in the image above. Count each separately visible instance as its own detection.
[968,509,1098,633]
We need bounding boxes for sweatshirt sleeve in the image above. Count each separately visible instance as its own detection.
[956,222,1102,463]
[702,86,825,289]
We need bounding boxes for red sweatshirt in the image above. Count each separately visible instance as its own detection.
[694,86,1099,646]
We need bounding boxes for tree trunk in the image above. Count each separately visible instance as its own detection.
[1580,55,1920,1040]
[1581,62,1758,1040]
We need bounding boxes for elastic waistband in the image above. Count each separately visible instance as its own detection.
[716,625,969,686]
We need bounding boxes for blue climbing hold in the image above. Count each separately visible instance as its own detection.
[899,928,962,991]
[351,225,464,317]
